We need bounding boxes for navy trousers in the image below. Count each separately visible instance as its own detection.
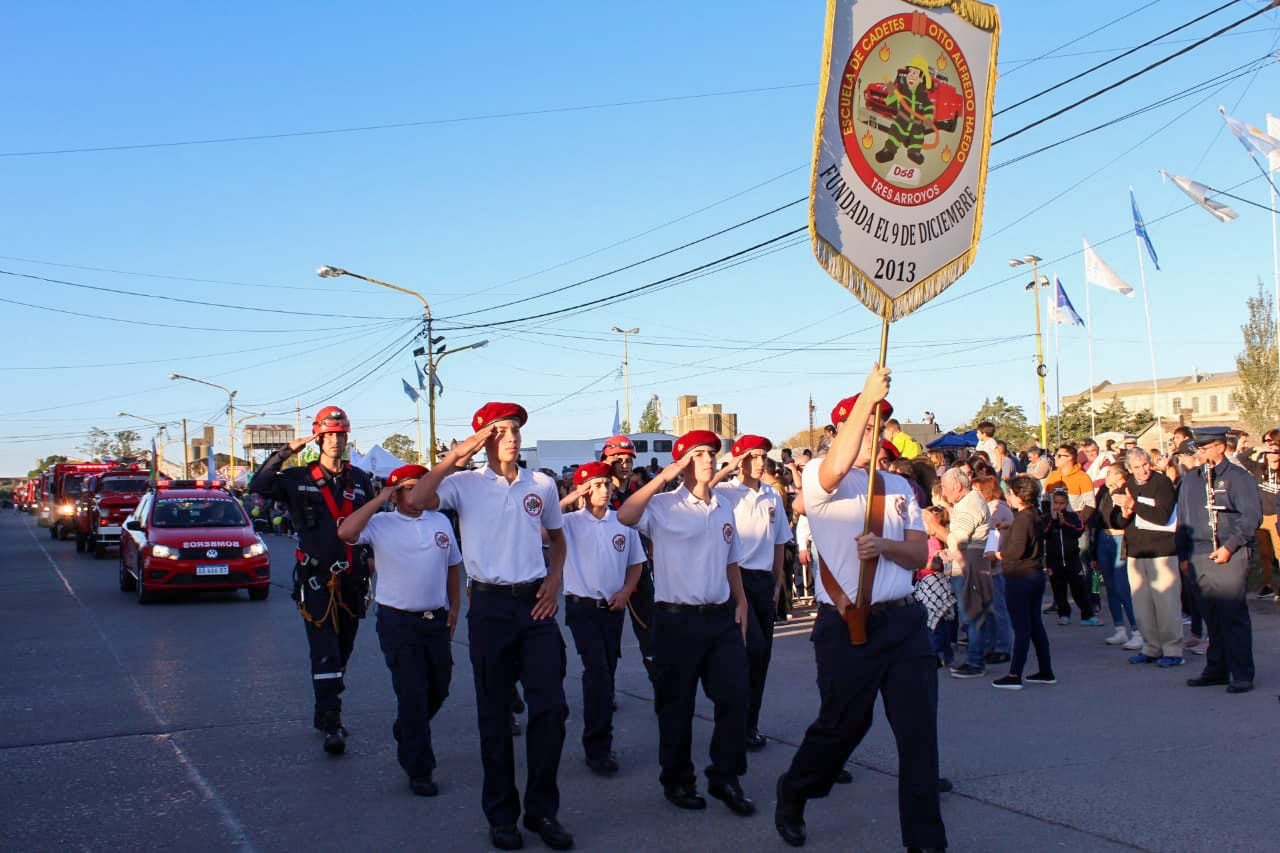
[741,569,777,732]
[652,602,748,789]
[779,602,947,851]
[467,587,568,827]
[376,606,452,779]
[299,567,366,715]
[1189,547,1255,683]
[565,598,625,760]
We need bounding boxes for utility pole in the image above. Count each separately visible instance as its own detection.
[1009,254,1049,449]
[808,394,816,450]
[611,327,640,432]
[182,418,190,478]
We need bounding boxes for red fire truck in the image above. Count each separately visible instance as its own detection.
[75,463,152,559]
[47,462,112,541]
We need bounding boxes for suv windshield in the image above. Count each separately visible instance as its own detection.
[102,478,149,494]
[152,498,247,528]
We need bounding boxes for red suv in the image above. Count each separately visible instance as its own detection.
[119,480,271,604]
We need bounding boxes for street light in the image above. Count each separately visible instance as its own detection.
[318,265,484,464]
[231,411,266,477]
[1008,255,1049,449]
[169,373,238,478]
[118,412,169,471]
[610,326,639,433]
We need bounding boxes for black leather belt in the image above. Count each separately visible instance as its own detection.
[819,595,916,617]
[566,593,610,609]
[656,599,732,614]
[471,579,542,596]
[379,604,448,621]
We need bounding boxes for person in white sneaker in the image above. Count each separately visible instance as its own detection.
[1094,463,1140,648]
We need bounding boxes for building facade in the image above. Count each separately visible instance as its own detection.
[671,395,738,438]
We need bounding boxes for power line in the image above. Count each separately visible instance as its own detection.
[0,83,812,159]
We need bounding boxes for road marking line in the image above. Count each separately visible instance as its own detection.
[25,523,258,852]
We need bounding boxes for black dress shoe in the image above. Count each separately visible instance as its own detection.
[1226,681,1255,694]
[938,777,954,794]
[409,775,438,797]
[490,824,524,850]
[522,816,574,851]
[835,768,853,784]
[774,776,807,847]
[746,730,768,751]
[907,848,946,852]
[1186,674,1230,687]
[586,753,620,776]
[663,784,707,810]
[708,779,756,816]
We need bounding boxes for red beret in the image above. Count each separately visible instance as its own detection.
[673,429,721,461]
[386,464,428,487]
[731,434,773,457]
[831,394,893,426]
[601,435,636,458]
[879,440,901,462]
[573,460,612,487]
[472,402,528,432]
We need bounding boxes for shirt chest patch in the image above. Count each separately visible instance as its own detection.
[767,505,776,523]
[893,495,908,519]
[722,523,733,544]
[523,493,544,517]
[434,530,451,549]
[611,533,626,552]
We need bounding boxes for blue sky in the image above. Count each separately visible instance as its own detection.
[4,1,1280,474]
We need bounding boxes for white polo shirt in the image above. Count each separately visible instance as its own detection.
[803,464,923,606]
[637,484,741,605]
[437,466,563,584]
[714,479,790,572]
[562,508,645,600]
[356,509,461,612]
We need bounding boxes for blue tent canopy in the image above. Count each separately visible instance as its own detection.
[927,430,978,449]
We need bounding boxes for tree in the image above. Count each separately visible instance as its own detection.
[381,433,420,464]
[781,429,818,452]
[28,454,68,478]
[638,395,663,433]
[958,396,1035,450]
[114,430,141,458]
[1235,279,1279,436]
[1048,396,1155,446]
[80,427,142,459]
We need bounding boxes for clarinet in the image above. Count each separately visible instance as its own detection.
[1204,462,1218,551]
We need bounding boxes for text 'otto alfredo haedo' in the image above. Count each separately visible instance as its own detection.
[819,163,977,248]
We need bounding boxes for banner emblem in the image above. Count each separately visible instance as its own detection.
[812,0,999,320]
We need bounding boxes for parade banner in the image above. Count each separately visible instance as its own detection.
[810,0,999,319]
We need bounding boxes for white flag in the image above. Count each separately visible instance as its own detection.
[1220,107,1280,159]
[1159,170,1238,223]
[1268,114,1280,174]
[1082,238,1134,296]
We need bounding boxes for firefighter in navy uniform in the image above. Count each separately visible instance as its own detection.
[601,435,658,695]
[249,405,374,755]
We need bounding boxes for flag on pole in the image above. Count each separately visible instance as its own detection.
[1130,189,1160,270]
[1268,114,1280,173]
[611,401,621,435]
[415,360,426,391]
[401,378,420,403]
[430,371,444,397]
[1159,170,1239,222]
[1219,106,1280,159]
[1082,238,1135,296]
[1049,276,1085,326]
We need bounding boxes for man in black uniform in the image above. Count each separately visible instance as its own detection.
[249,405,374,755]
[1177,426,1261,694]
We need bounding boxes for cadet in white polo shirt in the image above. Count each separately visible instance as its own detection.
[711,434,790,752]
[338,464,461,799]
[558,460,645,777]
[406,402,573,853]
[774,368,947,852]
[617,429,755,818]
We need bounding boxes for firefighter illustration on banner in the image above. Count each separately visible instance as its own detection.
[811,0,999,321]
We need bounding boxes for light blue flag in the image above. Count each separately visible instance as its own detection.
[1130,189,1159,271]
[402,378,420,403]
[415,360,426,391]
[1050,276,1084,327]
[611,401,621,435]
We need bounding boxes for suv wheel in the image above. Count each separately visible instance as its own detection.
[93,540,107,560]
[75,532,86,553]
[118,554,136,592]
[248,585,270,602]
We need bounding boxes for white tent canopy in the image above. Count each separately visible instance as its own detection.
[350,444,410,479]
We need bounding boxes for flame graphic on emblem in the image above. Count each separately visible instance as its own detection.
[879,44,891,63]
[862,131,874,150]
[941,145,953,163]
[936,52,948,71]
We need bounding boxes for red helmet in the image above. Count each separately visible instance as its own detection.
[312,405,351,436]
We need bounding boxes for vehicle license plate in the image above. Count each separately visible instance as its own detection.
[197,565,230,576]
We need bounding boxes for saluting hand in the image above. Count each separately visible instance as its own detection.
[658,453,695,486]
[287,433,322,454]
[449,424,495,468]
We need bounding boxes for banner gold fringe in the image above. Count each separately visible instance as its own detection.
[811,231,974,322]
[902,0,1000,32]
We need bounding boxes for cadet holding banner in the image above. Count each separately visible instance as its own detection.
[775,367,946,852]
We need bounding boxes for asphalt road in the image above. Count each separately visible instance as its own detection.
[3,508,1277,852]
